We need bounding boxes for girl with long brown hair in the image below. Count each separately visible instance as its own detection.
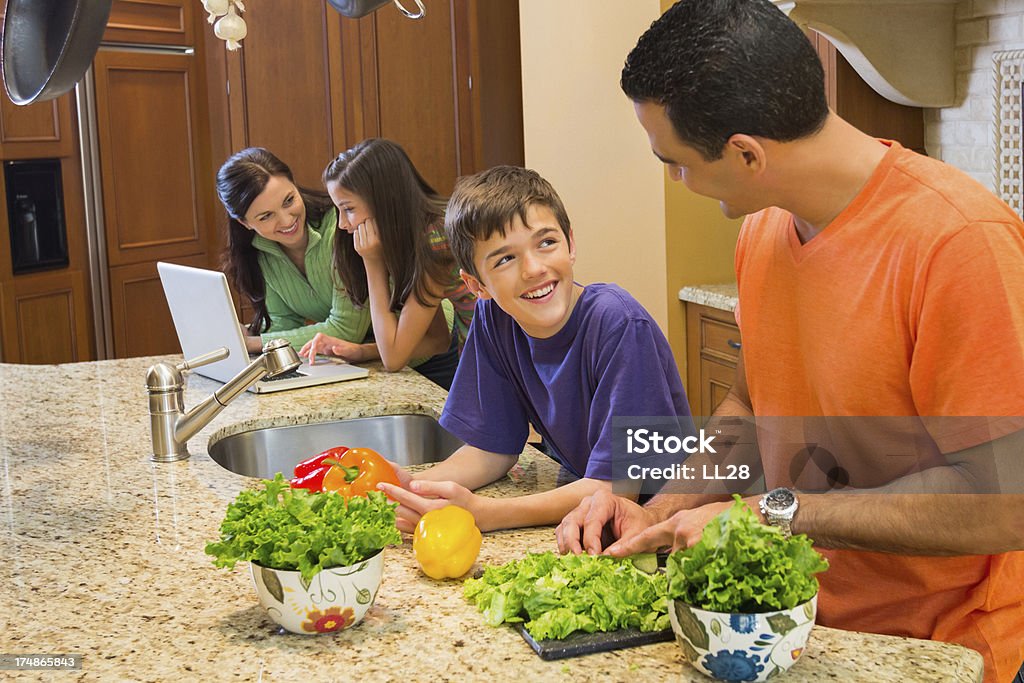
[301,138,476,389]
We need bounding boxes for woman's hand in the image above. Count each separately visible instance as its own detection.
[353,217,384,263]
[300,332,365,364]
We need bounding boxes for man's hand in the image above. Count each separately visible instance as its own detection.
[602,499,740,557]
[378,480,481,534]
[555,489,658,556]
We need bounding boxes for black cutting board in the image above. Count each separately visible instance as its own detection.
[503,554,673,660]
[514,623,674,660]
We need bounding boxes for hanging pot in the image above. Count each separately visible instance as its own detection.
[327,0,426,20]
[2,0,114,105]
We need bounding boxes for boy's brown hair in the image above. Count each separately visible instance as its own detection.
[445,166,572,279]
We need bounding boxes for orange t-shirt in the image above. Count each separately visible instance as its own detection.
[735,140,1024,681]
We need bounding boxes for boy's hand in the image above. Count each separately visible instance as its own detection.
[384,461,414,489]
[378,480,480,534]
[353,218,384,263]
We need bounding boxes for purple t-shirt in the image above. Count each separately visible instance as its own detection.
[439,283,690,479]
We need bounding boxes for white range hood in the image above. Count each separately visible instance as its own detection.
[773,0,957,107]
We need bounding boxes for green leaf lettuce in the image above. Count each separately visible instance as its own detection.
[666,495,829,612]
[463,552,670,640]
[205,473,401,581]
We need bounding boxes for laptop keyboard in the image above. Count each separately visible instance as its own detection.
[260,369,307,382]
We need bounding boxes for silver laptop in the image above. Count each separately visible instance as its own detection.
[157,262,369,393]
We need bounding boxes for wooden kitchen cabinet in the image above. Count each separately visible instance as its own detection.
[107,257,205,358]
[685,302,741,423]
[0,269,93,363]
[217,0,523,193]
[812,33,925,153]
[103,0,194,46]
[0,94,76,160]
[92,17,219,358]
[92,48,210,268]
[0,90,95,362]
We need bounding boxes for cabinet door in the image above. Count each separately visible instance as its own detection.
[686,302,741,422]
[452,0,524,173]
[362,3,461,193]
[702,358,737,420]
[0,94,75,160]
[107,254,206,358]
[224,1,339,188]
[0,270,93,363]
[338,0,523,194]
[92,49,208,267]
[104,0,193,46]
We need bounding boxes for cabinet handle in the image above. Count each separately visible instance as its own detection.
[727,339,741,350]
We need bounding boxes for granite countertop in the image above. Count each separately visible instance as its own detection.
[0,357,984,681]
[678,283,738,313]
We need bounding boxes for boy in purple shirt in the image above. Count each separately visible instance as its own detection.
[379,166,691,532]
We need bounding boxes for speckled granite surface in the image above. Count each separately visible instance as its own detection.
[0,357,983,681]
[678,283,738,313]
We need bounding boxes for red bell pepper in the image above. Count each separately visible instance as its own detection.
[289,466,330,492]
[289,446,350,492]
[293,446,349,478]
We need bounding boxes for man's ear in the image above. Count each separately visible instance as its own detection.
[725,134,767,174]
[460,268,492,300]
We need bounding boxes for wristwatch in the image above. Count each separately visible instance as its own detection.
[759,487,798,538]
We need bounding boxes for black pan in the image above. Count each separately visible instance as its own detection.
[2,0,113,105]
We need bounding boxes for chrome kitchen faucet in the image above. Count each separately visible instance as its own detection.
[145,338,301,462]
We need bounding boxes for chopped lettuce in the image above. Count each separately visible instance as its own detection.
[205,473,401,581]
[666,495,829,612]
[463,552,670,640]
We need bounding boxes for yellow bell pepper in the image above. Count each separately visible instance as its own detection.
[413,505,482,579]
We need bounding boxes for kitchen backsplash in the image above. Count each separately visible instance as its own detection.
[926,0,1024,193]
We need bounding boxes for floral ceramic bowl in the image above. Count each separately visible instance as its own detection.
[250,549,384,634]
[668,594,817,682]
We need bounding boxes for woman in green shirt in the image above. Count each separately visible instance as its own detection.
[215,147,377,357]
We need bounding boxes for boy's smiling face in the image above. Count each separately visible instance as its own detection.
[462,204,581,339]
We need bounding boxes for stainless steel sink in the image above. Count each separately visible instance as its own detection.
[208,414,463,478]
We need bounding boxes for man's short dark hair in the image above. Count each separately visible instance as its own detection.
[445,166,571,279]
[621,0,828,161]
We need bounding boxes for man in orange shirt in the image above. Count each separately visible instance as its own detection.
[555,1,1024,680]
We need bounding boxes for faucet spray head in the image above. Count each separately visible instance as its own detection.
[262,339,301,377]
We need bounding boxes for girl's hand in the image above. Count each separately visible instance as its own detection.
[353,217,384,263]
[300,333,364,364]
[244,334,264,353]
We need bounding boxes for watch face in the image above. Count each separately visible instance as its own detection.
[767,488,795,511]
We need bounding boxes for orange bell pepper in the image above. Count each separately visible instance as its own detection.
[321,447,401,498]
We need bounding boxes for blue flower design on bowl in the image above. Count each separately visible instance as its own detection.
[730,614,758,634]
[702,650,764,682]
